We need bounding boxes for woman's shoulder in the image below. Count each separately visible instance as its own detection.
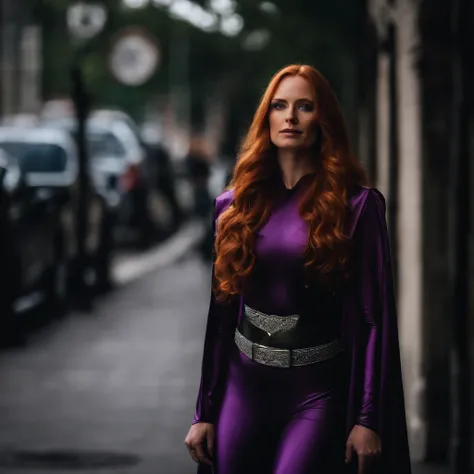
[349,185,386,211]
[347,185,386,237]
[215,188,235,217]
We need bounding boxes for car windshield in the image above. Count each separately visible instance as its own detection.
[45,121,127,160]
[87,131,126,159]
[0,142,68,172]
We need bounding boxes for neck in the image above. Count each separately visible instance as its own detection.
[276,148,316,189]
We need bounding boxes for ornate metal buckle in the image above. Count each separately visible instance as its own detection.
[251,342,292,368]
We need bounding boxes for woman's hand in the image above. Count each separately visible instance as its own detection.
[345,424,382,473]
[184,422,215,466]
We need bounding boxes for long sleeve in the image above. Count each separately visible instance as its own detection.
[193,196,239,424]
[354,189,397,433]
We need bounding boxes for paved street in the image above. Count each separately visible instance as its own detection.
[0,240,451,474]
[0,246,210,474]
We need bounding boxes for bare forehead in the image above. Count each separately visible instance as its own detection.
[272,75,314,101]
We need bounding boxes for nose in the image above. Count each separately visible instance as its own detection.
[285,105,298,124]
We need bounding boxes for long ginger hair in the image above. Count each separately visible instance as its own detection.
[214,64,368,302]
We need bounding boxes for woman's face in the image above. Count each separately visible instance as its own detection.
[268,75,319,151]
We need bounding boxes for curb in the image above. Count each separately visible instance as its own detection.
[112,220,205,285]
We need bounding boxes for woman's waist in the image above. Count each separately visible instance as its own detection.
[242,284,341,318]
[238,303,341,350]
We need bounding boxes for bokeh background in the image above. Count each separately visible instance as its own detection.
[0,0,471,473]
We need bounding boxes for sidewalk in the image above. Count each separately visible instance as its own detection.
[0,253,211,474]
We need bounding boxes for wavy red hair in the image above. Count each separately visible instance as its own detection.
[214,64,368,302]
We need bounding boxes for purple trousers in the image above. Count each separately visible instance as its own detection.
[213,344,350,474]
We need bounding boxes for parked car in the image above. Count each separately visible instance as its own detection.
[0,147,71,342]
[43,115,174,247]
[0,126,114,304]
[92,108,183,231]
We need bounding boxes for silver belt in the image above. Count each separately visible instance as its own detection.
[234,328,344,368]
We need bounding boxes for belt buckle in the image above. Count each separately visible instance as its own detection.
[251,343,292,368]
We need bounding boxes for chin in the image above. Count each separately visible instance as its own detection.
[275,140,305,150]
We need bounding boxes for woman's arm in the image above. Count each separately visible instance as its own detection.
[193,197,239,424]
[354,189,396,433]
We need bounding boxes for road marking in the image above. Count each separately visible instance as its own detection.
[112,220,205,285]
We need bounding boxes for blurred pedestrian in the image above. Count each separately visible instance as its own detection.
[185,133,212,220]
[185,64,411,474]
[184,133,214,261]
[148,141,184,232]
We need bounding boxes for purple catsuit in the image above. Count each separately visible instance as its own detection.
[193,174,374,474]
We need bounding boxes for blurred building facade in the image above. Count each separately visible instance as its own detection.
[0,0,42,118]
[361,0,474,468]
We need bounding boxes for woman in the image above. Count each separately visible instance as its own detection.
[184,64,411,474]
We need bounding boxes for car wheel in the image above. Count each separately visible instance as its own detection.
[45,232,69,318]
[0,289,22,347]
[94,211,114,294]
[0,200,24,346]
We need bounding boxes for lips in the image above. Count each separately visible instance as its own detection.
[280,129,302,134]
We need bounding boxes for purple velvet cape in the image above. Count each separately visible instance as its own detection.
[193,185,411,474]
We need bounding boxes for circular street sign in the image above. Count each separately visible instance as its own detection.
[67,2,107,40]
[108,28,160,87]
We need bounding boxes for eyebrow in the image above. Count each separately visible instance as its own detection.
[271,97,314,103]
